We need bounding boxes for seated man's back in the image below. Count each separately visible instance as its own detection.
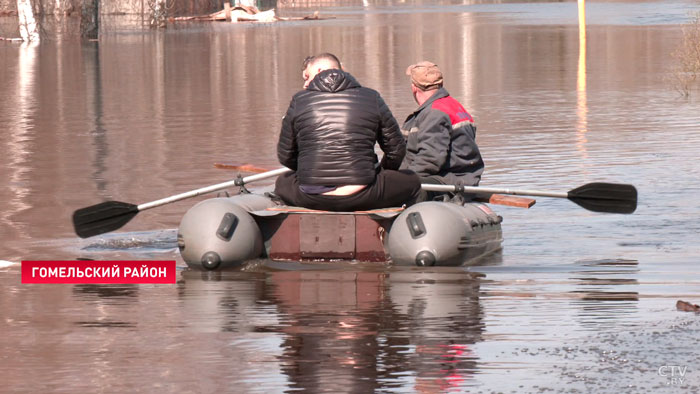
[274,53,420,211]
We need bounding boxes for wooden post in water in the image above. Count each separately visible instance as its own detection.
[576,0,588,153]
[578,0,586,41]
[224,3,231,21]
[577,0,586,104]
[577,0,587,98]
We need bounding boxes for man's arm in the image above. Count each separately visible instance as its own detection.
[410,110,451,177]
[375,94,406,170]
[277,98,298,170]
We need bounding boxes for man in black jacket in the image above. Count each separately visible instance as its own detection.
[274,53,420,211]
[401,61,485,202]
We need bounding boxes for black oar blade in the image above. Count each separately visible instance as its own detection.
[568,182,638,214]
[72,201,139,238]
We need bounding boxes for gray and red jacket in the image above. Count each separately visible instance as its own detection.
[400,88,484,186]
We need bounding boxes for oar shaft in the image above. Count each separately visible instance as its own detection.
[137,167,291,211]
[421,184,569,199]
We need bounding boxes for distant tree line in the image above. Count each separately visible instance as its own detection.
[670,12,700,97]
[1,0,227,40]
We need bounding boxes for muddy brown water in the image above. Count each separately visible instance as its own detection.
[2,2,700,392]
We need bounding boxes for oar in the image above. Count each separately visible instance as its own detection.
[219,163,635,213]
[422,182,637,214]
[72,167,292,238]
[216,163,636,213]
[213,163,271,173]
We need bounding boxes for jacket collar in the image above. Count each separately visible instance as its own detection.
[411,87,450,116]
[307,69,361,93]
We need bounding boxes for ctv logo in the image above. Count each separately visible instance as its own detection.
[658,365,687,386]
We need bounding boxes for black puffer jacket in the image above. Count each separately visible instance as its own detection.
[277,69,406,186]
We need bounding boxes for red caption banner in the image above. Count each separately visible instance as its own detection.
[21,260,177,284]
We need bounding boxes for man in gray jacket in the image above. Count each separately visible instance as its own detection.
[400,61,484,201]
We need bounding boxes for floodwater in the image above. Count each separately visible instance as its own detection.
[2,1,700,392]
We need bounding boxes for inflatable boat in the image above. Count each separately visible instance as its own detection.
[72,166,636,270]
[176,192,504,270]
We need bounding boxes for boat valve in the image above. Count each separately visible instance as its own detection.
[201,252,222,270]
[415,250,436,267]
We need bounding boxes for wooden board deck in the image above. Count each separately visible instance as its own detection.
[265,212,392,262]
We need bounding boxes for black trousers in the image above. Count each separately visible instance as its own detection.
[417,175,448,202]
[274,169,421,211]
[419,175,479,203]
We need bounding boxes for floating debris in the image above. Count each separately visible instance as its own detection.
[677,300,700,313]
[171,5,327,23]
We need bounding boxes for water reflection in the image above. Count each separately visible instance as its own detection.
[1,6,697,260]
[178,270,270,333]
[576,0,588,162]
[267,271,387,392]
[0,257,690,393]
[84,42,109,195]
[179,268,484,392]
[571,260,639,328]
[381,270,483,392]
[1,3,700,392]
[71,284,140,329]
[2,43,37,240]
[73,283,140,302]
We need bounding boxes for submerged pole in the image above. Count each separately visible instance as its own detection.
[578,0,586,41]
[576,0,587,139]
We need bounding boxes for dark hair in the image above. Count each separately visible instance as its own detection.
[302,55,314,71]
[309,53,342,70]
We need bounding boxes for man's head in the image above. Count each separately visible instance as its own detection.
[406,61,443,104]
[303,53,342,88]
